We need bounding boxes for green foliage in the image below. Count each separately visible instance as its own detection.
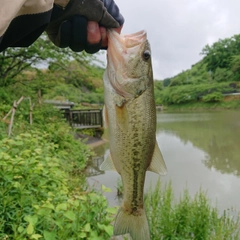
[44,83,83,103]
[81,92,104,104]
[159,82,233,105]
[0,125,115,239]
[154,80,163,105]
[213,67,234,82]
[116,177,123,197]
[0,33,104,105]
[0,34,97,86]
[201,34,240,73]
[202,92,223,102]
[157,33,240,108]
[163,78,171,87]
[230,55,240,81]
[145,180,240,240]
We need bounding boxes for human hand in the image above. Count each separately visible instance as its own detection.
[87,21,122,51]
[46,0,124,53]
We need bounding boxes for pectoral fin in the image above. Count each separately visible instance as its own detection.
[100,151,117,171]
[103,105,109,128]
[115,104,129,131]
[148,142,167,175]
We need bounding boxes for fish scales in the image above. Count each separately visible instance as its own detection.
[101,29,167,240]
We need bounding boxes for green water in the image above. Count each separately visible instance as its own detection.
[87,110,240,213]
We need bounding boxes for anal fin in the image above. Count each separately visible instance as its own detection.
[148,142,167,175]
[100,151,117,171]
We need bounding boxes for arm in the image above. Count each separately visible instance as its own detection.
[0,0,28,40]
[0,0,54,51]
[46,0,124,53]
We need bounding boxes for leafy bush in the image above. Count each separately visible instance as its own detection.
[158,82,233,105]
[145,180,240,240]
[81,92,104,104]
[0,129,115,239]
[202,92,223,102]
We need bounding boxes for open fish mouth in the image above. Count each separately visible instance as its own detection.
[107,30,147,72]
[107,30,150,99]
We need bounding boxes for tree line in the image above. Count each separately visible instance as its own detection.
[154,34,240,106]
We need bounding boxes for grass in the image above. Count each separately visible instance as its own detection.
[145,180,240,240]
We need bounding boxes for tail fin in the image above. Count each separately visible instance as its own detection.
[114,207,150,240]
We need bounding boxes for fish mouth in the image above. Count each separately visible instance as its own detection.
[107,30,147,70]
[107,30,148,98]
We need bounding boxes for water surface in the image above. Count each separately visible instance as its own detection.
[87,110,240,213]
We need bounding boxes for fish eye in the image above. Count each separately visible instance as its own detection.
[142,50,151,60]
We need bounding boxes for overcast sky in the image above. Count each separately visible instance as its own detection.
[101,0,240,80]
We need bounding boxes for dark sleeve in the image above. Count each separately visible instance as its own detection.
[0,9,52,52]
[101,0,124,26]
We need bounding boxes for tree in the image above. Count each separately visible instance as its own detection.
[163,78,171,87]
[0,34,97,87]
[230,55,240,81]
[200,34,240,73]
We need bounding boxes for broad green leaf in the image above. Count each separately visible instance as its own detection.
[14,141,24,146]
[31,234,43,239]
[79,232,87,238]
[26,223,34,235]
[84,223,91,232]
[64,211,76,221]
[43,230,56,240]
[54,220,63,229]
[13,182,21,188]
[42,202,55,210]
[37,208,52,216]
[24,215,38,225]
[18,226,24,233]
[77,195,87,201]
[56,202,68,211]
[104,225,113,236]
[3,154,10,160]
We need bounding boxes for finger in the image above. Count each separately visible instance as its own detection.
[70,16,87,52]
[100,26,107,48]
[58,20,71,48]
[87,21,101,44]
[114,25,123,34]
[100,25,123,50]
[85,40,102,54]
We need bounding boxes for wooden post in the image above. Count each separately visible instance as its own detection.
[30,103,34,125]
[27,98,34,125]
[38,89,42,104]
[8,101,17,136]
[3,96,24,121]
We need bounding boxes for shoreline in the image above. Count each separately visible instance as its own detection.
[75,133,107,147]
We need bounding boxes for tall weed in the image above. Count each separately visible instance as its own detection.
[145,180,240,240]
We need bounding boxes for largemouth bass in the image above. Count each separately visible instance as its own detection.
[101,30,167,240]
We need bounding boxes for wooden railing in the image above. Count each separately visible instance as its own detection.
[63,109,103,129]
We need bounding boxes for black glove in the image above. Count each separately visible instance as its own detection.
[46,0,124,53]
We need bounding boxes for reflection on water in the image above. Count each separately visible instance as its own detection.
[87,110,240,213]
[85,156,104,177]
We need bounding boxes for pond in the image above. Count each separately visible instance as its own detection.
[87,110,240,213]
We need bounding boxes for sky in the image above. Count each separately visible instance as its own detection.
[100,0,240,80]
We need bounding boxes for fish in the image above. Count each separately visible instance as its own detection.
[100,29,167,240]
